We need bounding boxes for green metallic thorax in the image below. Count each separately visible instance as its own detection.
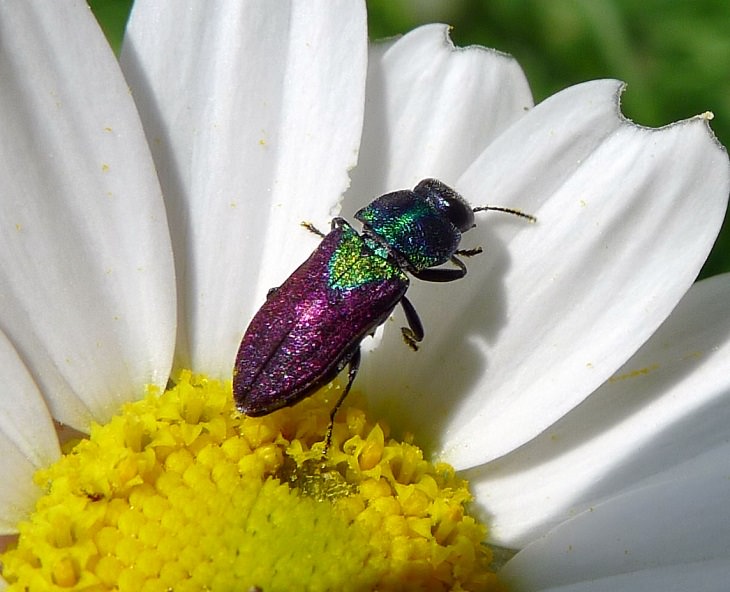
[328,224,406,290]
[356,196,461,272]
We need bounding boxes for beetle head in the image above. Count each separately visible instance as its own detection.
[413,178,475,233]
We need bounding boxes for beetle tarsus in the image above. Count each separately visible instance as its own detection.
[400,296,424,351]
[401,327,420,351]
[455,247,483,257]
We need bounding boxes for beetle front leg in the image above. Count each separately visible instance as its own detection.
[455,247,483,257]
[400,295,424,351]
[412,255,468,282]
[302,217,351,238]
[300,221,326,237]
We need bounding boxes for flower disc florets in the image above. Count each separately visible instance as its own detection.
[1,371,497,591]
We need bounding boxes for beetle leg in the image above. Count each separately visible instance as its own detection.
[303,217,353,237]
[300,221,326,237]
[455,246,483,257]
[323,347,361,455]
[411,255,467,282]
[400,296,424,351]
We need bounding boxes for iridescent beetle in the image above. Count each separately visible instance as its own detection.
[233,179,535,449]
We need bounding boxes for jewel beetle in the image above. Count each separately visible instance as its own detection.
[233,178,535,449]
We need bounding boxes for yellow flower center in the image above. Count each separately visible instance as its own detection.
[1,371,500,591]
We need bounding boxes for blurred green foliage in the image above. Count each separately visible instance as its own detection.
[88,0,132,52]
[90,0,729,278]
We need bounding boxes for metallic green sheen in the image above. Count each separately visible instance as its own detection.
[328,224,405,290]
[356,195,461,271]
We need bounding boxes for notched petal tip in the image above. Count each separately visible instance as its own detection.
[612,80,729,160]
[692,110,730,155]
[349,21,532,206]
[406,76,728,470]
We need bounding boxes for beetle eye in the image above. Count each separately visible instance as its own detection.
[441,193,475,232]
[414,178,475,232]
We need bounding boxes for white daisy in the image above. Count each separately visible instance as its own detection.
[1,2,728,591]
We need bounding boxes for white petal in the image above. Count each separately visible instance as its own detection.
[360,80,729,466]
[518,560,730,592]
[467,273,730,545]
[122,1,368,375]
[501,453,730,591]
[0,330,60,534]
[0,2,176,429]
[345,23,532,211]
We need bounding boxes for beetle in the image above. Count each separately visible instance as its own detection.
[233,178,535,450]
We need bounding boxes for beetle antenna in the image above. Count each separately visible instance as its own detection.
[473,206,536,223]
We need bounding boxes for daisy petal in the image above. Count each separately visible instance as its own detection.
[345,23,532,209]
[450,90,728,466]
[512,560,730,592]
[467,272,730,546]
[0,330,60,534]
[361,80,730,467]
[121,1,368,375]
[0,3,176,429]
[501,450,730,591]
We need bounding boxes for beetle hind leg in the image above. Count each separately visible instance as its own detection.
[323,347,361,455]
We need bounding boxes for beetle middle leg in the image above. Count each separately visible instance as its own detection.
[400,295,424,351]
[401,247,483,347]
[323,346,361,455]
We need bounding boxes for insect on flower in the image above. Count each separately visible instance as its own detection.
[233,179,535,451]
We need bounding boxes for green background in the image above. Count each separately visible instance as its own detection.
[89,0,730,279]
